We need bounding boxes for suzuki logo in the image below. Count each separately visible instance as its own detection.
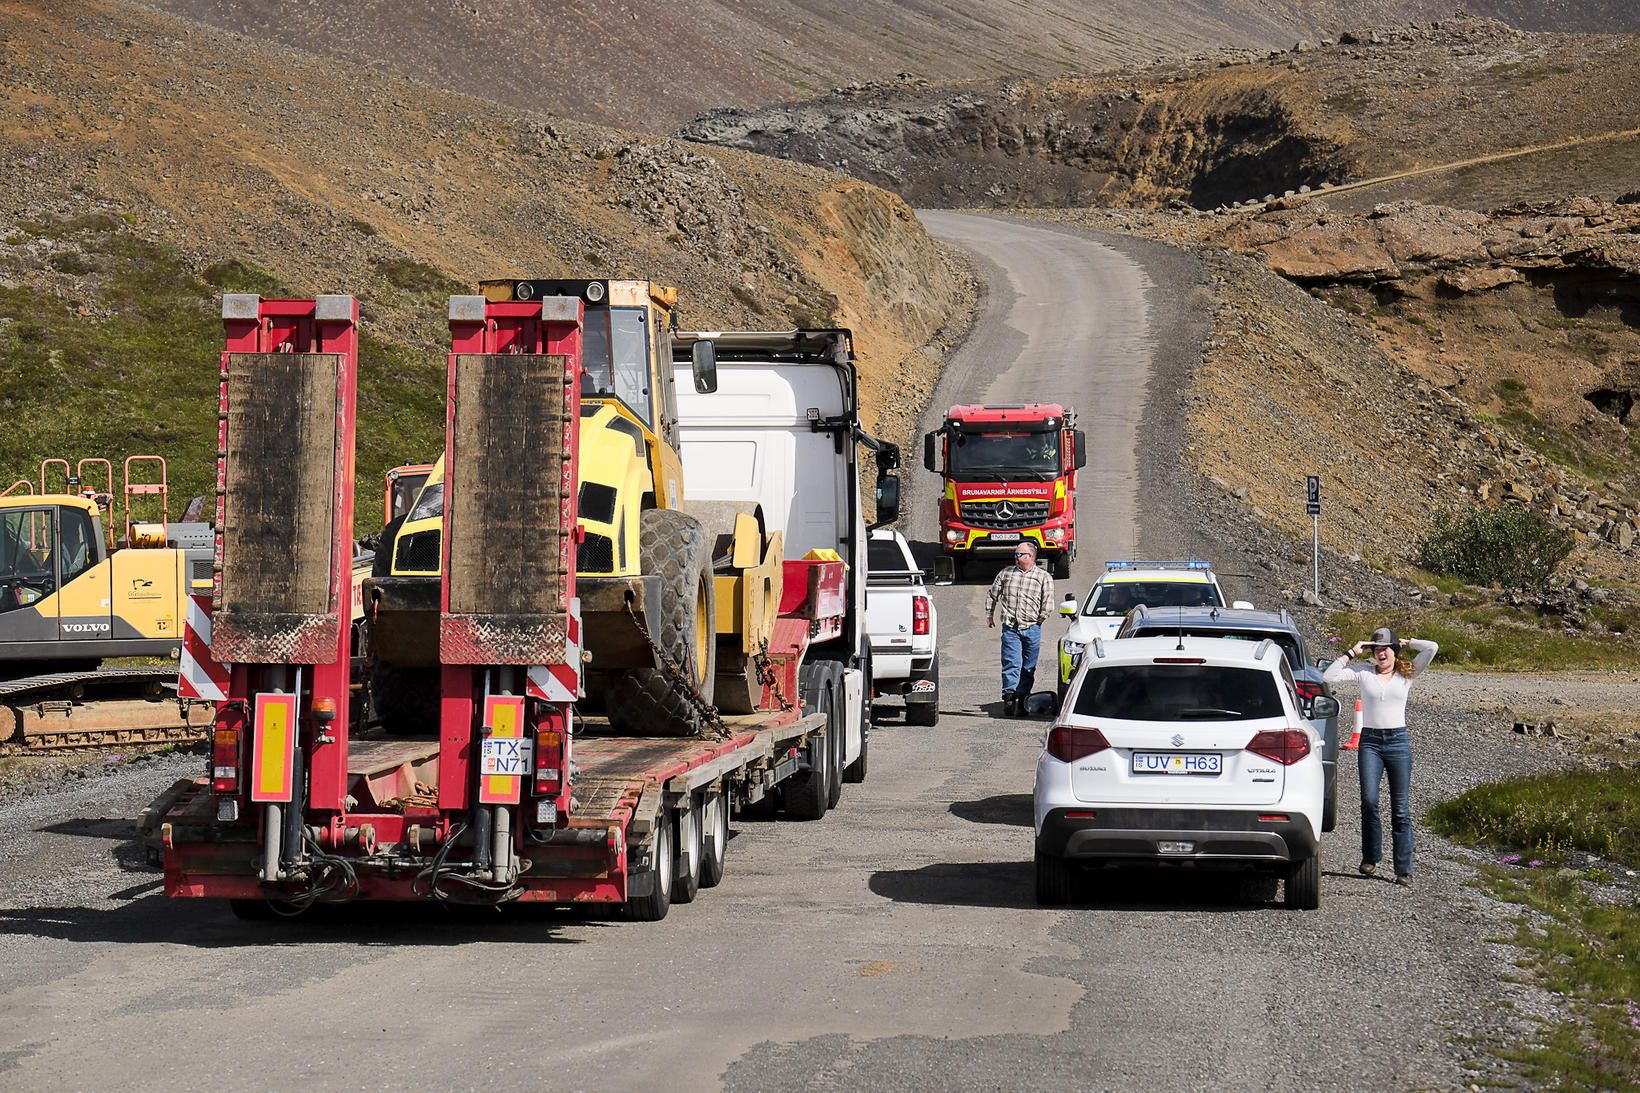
[996,501,1014,521]
[1171,733,1185,748]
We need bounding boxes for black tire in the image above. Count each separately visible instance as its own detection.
[607,509,717,736]
[1285,854,1321,911]
[672,804,702,905]
[1051,551,1071,580]
[905,655,940,727]
[1322,765,1338,834]
[1035,849,1072,906]
[627,817,674,922]
[368,662,439,737]
[700,790,728,888]
[843,655,869,785]
[784,661,832,821]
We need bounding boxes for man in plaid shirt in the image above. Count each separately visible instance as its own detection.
[986,540,1055,716]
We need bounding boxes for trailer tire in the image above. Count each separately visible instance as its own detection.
[607,509,717,737]
[700,790,728,888]
[368,662,439,737]
[627,818,674,922]
[783,661,832,821]
[905,655,940,727]
[673,803,702,905]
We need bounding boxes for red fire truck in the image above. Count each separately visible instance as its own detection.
[923,403,1086,579]
[155,294,894,920]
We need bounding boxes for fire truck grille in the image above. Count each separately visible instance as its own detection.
[961,499,1050,529]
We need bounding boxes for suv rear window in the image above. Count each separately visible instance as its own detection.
[1073,664,1284,721]
[1088,581,1221,616]
[1129,627,1303,674]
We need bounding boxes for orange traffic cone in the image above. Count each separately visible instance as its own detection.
[1343,699,1362,750]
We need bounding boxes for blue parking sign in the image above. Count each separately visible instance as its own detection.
[1306,476,1321,516]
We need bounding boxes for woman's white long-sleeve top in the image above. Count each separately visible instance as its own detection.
[1322,639,1439,730]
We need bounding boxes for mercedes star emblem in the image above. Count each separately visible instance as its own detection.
[996,500,1014,521]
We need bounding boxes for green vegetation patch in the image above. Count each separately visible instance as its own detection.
[1432,772,1640,1086]
[1327,603,1640,671]
[0,217,445,531]
[1418,506,1573,591]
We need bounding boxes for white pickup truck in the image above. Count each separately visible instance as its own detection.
[865,529,947,726]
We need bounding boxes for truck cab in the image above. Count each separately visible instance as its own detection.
[924,403,1086,579]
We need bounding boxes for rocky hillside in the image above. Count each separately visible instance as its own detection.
[681,17,1639,211]
[0,0,967,523]
[142,1,1639,134]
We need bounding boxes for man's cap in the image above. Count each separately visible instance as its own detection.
[1369,626,1401,650]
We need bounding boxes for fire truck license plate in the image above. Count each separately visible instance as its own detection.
[481,738,533,776]
[990,532,1021,543]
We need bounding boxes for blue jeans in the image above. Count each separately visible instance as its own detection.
[1358,728,1414,877]
[1000,624,1042,699]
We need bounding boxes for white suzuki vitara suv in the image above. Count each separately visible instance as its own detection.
[1033,635,1336,910]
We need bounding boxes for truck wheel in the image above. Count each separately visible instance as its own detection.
[627,819,674,922]
[784,662,832,821]
[607,509,717,737]
[1284,854,1321,911]
[700,790,728,888]
[1051,552,1071,580]
[368,662,439,737]
[843,656,869,784]
[1035,849,1072,906]
[673,804,702,905]
[905,655,940,727]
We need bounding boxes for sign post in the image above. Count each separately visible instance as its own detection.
[1306,475,1321,597]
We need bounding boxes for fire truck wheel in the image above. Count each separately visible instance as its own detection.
[368,662,440,737]
[784,661,833,821]
[1052,551,1071,581]
[607,509,717,736]
[627,817,674,922]
[700,790,728,888]
[673,803,702,905]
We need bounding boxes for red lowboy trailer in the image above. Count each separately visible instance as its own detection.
[157,293,856,920]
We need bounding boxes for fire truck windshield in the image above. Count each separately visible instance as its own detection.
[947,431,1060,480]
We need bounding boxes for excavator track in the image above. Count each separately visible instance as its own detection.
[0,667,211,754]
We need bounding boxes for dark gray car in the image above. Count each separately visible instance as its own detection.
[1114,605,1341,832]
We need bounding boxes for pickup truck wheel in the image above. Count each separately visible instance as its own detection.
[627,819,674,922]
[1035,849,1072,906]
[673,804,702,905]
[784,662,831,821]
[1284,854,1321,911]
[843,654,870,785]
[607,509,717,737]
[368,662,439,737]
[700,790,728,888]
[905,655,940,727]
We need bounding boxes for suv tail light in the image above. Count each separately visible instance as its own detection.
[1047,724,1110,762]
[912,595,930,636]
[1245,729,1311,765]
[1294,680,1324,701]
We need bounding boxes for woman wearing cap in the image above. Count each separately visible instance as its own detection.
[1324,627,1439,887]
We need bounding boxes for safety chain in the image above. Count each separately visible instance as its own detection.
[752,638,794,712]
[623,600,730,739]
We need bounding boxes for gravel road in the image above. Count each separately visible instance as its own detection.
[0,214,1576,1092]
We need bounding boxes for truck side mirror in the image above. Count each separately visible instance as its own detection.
[922,432,938,473]
[874,473,900,527]
[691,339,718,394]
[928,555,955,586]
[1072,429,1087,470]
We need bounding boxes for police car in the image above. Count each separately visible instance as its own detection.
[1055,560,1247,697]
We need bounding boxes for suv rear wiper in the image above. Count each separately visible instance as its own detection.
[1175,707,1241,718]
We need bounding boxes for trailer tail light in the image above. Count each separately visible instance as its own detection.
[1246,729,1311,765]
[534,729,563,796]
[1047,724,1110,762]
[211,725,239,794]
[912,595,930,636]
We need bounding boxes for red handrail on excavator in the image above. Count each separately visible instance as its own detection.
[123,455,169,545]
